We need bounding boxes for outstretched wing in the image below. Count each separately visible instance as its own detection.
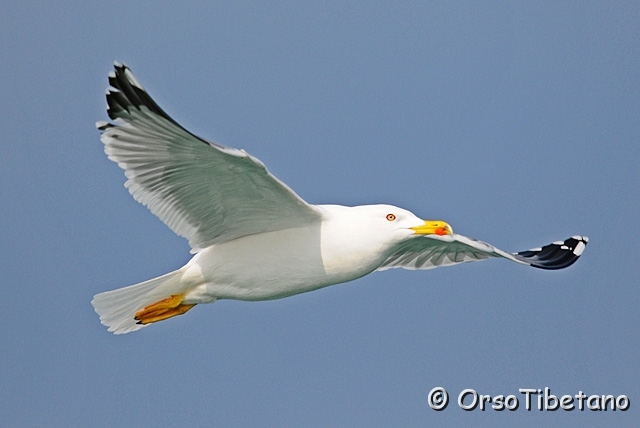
[98,63,321,252]
[378,234,588,271]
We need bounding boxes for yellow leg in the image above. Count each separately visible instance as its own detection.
[134,293,196,325]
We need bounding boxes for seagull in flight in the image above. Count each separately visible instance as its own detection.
[92,63,588,334]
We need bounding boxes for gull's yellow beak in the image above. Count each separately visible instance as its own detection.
[410,220,453,236]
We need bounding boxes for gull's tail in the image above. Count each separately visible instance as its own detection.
[92,269,190,334]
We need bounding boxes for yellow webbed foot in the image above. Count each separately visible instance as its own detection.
[134,294,196,325]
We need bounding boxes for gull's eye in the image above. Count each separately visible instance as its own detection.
[386,214,396,221]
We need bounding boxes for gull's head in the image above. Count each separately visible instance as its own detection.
[381,206,453,239]
[321,204,453,247]
[318,204,454,274]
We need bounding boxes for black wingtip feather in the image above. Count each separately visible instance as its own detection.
[514,236,588,270]
[100,63,218,149]
[105,63,181,127]
[106,89,130,119]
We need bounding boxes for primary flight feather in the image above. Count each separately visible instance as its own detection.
[92,63,587,334]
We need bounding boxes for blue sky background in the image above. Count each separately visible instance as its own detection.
[1,2,638,427]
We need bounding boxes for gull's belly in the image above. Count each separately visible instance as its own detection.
[183,226,379,301]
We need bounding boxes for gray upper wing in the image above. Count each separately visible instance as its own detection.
[98,63,321,252]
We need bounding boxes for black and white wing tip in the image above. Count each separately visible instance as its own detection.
[513,235,588,270]
[101,62,180,126]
